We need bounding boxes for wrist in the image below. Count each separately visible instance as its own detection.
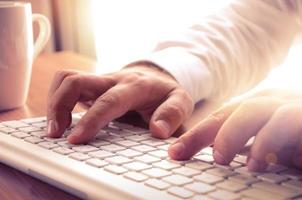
[123,61,177,83]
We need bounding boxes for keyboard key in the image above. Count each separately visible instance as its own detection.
[200,147,213,155]
[131,145,155,153]
[145,179,170,190]
[86,158,108,168]
[282,180,302,191]
[233,155,247,164]
[103,135,123,142]
[38,142,59,149]
[123,162,151,171]
[69,152,91,161]
[123,126,149,134]
[21,117,46,124]
[216,180,247,192]
[167,186,193,199]
[153,160,180,170]
[19,126,41,133]
[124,172,148,182]
[194,154,214,163]
[135,154,161,164]
[172,166,200,177]
[114,140,139,147]
[163,174,193,186]
[240,188,284,200]
[31,131,46,138]
[258,173,288,184]
[194,173,224,184]
[117,149,142,158]
[53,147,74,155]
[44,137,66,143]
[142,168,172,178]
[11,131,30,139]
[235,167,261,177]
[58,141,77,148]
[25,136,45,144]
[0,127,17,134]
[186,160,214,171]
[228,174,260,185]
[105,156,131,165]
[88,150,114,159]
[89,140,110,147]
[141,139,165,147]
[192,195,215,200]
[104,165,127,174]
[72,145,98,153]
[209,190,240,200]
[184,182,215,194]
[148,150,168,159]
[158,144,169,151]
[2,121,29,128]
[126,135,148,142]
[163,137,177,144]
[252,181,302,198]
[31,122,47,128]
[100,144,125,152]
[206,168,237,178]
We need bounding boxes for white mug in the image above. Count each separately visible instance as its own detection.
[0,1,51,111]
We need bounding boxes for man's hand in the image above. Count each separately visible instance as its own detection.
[46,65,194,144]
[168,89,302,171]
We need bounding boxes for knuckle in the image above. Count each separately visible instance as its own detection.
[54,69,76,80]
[63,75,81,88]
[97,92,121,108]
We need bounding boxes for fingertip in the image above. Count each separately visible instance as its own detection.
[46,119,60,138]
[247,158,267,172]
[67,126,87,144]
[213,150,229,165]
[168,142,186,160]
[150,120,171,139]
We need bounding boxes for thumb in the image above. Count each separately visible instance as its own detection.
[150,89,194,139]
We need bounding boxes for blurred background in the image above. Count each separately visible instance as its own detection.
[2,0,232,72]
[1,0,302,92]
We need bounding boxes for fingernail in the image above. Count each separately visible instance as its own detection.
[155,120,170,136]
[213,150,228,165]
[47,120,57,136]
[248,158,266,172]
[169,142,185,159]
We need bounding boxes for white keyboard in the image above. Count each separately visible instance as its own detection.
[0,113,302,200]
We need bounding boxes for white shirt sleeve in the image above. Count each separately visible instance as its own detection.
[132,0,301,103]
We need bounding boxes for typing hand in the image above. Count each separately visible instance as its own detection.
[46,65,194,144]
[169,89,302,171]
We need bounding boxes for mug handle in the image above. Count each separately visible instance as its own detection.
[32,14,51,58]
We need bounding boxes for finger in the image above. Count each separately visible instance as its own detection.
[168,101,240,160]
[47,74,116,137]
[213,98,282,165]
[48,70,79,99]
[293,138,302,169]
[149,89,194,139]
[67,84,138,144]
[248,104,302,171]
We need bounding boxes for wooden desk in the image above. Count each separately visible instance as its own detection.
[0,52,216,200]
